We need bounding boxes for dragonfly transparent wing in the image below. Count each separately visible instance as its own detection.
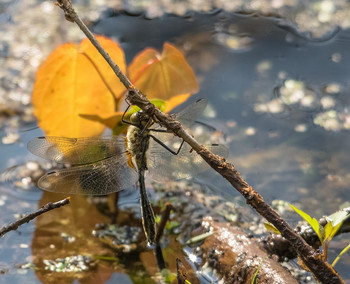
[150,99,208,133]
[173,98,208,128]
[28,136,127,165]
[37,154,138,195]
[147,98,228,181]
[147,138,229,182]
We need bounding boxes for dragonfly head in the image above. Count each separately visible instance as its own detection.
[130,111,152,128]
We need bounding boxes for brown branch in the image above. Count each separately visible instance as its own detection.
[54,2,343,283]
[0,197,70,237]
[176,258,188,284]
[155,202,173,244]
[201,218,299,283]
[55,0,132,91]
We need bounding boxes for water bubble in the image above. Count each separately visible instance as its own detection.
[331,53,342,63]
[320,96,335,109]
[294,124,307,133]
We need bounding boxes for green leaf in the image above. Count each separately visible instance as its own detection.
[185,231,214,245]
[128,98,167,115]
[332,243,350,267]
[251,257,266,284]
[154,215,161,224]
[324,222,334,241]
[264,222,281,234]
[324,210,349,243]
[326,210,350,227]
[290,204,324,243]
[161,268,177,282]
[166,220,180,230]
[93,255,119,262]
[325,222,343,243]
[150,99,167,112]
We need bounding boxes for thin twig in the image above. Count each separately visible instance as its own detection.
[56,0,132,91]
[155,202,173,244]
[154,202,173,271]
[0,197,70,237]
[176,258,188,284]
[54,2,343,283]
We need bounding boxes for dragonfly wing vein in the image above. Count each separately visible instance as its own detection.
[148,138,228,182]
[28,136,127,165]
[38,155,138,195]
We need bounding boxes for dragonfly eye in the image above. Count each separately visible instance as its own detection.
[130,112,141,125]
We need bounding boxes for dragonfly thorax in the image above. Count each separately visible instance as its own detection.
[126,111,152,171]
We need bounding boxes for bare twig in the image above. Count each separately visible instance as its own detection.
[176,258,188,284]
[56,0,132,90]
[0,197,70,237]
[153,202,173,271]
[155,202,173,244]
[54,1,343,283]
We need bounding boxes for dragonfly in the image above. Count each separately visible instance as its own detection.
[27,99,228,246]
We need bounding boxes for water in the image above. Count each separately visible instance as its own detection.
[1,4,350,283]
[92,10,350,209]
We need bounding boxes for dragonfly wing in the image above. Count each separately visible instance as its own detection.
[147,139,228,182]
[38,155,138,195]
[28,136,127,165]
[150,99,207,134]
[174,98,208,129]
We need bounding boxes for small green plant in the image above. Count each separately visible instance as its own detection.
[265,205,350,265]
[251,257,266,284]
[290,205,349,261]
[332,243,350,267]
[185,231,215,245]
[160,268,177,283]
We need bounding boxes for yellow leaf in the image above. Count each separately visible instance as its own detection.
[128,42,199,100]
[164,94,191,113]
[290,204,324,243]
[79,112,124,130]
[32,36,126,137]
[264,222,281,234]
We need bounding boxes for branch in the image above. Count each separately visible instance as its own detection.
[201,218,300,283]
[0,197,70,237]
[54,1,343,283]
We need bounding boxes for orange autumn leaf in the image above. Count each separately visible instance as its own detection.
[32,36,126,137]
[80,112,124,130]
[128,43,199,101]
[163,94,192,113]
[82,43,198,131]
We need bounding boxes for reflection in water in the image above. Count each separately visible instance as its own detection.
[2,3,350,282]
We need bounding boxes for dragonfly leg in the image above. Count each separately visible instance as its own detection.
[149,134,185,155]
[149,128,168,133]
[140,118,153,135]
[121,100,138,126]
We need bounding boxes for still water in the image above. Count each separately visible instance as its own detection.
[1,2,350,283]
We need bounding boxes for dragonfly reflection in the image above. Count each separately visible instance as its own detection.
[27,99,228,245]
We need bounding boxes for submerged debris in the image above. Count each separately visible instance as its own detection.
[43,255,95,273]
[254,78,350,132]
[93,223,141,247]
[1,161,51,191]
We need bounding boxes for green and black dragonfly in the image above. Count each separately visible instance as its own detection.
[27,99,228,246]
